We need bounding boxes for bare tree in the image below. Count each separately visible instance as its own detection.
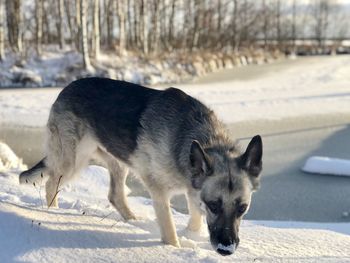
[92,0,100,58]
[80,0,92,70]
[150,0,160,53]
[133,0,140,48]
[311,0,331,47]
[182,0,192,50]
[291,0,297,51]
[126,0,134,47]
[64,0,75,48]
[191,0,202,50]
[232,0,239,51]
[105,0,114,48]
[76,0,81,51]
[6,0,22,53]
[35,0,43,55]
[117,0,126,54]
[57,0,65,49]
[140,0,148,54]
[262,0,268,49]
[275,0,281,45]
[0,0,5,61]
[168,0,176,48]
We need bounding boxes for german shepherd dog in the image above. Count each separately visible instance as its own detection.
[19,78,263,256]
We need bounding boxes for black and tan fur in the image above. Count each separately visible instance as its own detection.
[19,78,263,255]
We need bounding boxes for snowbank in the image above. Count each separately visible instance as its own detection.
[1,55,350,126]
[0,47,281,88]
[0,144,349,262]
[0,141,27,172]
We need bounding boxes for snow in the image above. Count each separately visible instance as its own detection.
[0,145,350,261]
[302,156,350,176]
[181,55,350,123]
[1,56,350,261]
[0,141,27,172]
[1,55,350,126]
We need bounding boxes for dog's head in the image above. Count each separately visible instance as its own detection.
[189,135,263,256]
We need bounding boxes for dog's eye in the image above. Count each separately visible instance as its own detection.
[206,200,222,214]
[237,204,248,216]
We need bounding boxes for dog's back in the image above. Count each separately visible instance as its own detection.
[138,87,231,178]
[20,78,229,185]
[53,78,160,162]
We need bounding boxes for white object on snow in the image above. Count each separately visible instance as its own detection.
[302,156,350,176]
[0,141,27,171]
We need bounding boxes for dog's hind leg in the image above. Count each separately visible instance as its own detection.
[45,174,62,208]
[44,112,92,208]
[98,150,136,220]
[108,163,136,220]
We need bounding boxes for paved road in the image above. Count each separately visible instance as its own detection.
[231,114,350,222]
[2,113,350,222]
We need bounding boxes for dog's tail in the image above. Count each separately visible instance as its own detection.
[19,158,48,185]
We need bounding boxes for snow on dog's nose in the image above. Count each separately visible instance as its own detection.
[216,243,235,255]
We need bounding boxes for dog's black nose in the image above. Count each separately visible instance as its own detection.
[216,248,233,256]
[216,243,235,256]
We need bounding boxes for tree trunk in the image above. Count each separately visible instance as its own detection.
[0,0,5,61]
[106,0,114,48]
[58,0,64,49]
[117,0,126,54]
[64,0,74,47]
[262,0,268,49]
[76,0,81,51]
[36,0,43,55]
[133,0,139,48]
[182,0,192,50]
[140,0,148,54]
[168,0,176,49]
[6,0,22,53]
[80,0,92,70]
[232,0,241,51]
[93,0,100,58]
[292,0,296,53]
[276,0,281,47]
[191,0,201,51]
[151,0,160,53]
[126,0,133,47]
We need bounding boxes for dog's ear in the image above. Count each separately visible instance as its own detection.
[190,140,212,189]
[238,135,263,178]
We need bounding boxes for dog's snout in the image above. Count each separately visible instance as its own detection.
[216,243,235,256]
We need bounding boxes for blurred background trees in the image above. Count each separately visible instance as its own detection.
[0,0,348,64]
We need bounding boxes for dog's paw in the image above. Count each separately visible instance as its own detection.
[125,214,148,221]
[178,227,206,242]
[179,236,197,249]
[120,212,141,221]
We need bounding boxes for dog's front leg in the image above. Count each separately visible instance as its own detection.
[151,194,180,247]
[186,191,203,232]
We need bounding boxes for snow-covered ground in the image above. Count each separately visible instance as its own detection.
[1,159,350,262]
[1,55,350,126]
[1,56,350,262]
[0,47,276,89]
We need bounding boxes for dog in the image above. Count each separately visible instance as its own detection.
[19,77,263,256]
